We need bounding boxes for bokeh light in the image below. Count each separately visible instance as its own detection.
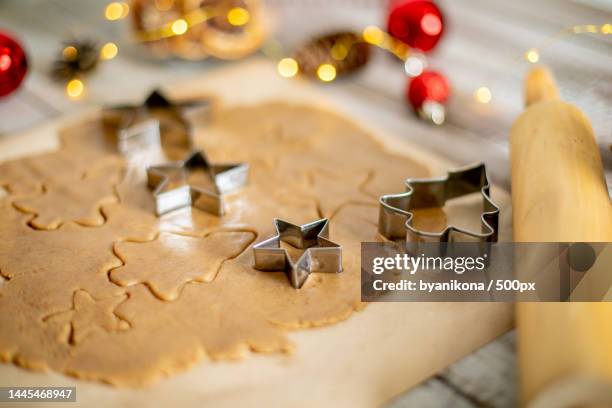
[62,46,78,61]
[362,26,384,45]
[404,56,426,77]
[330,42,349,61]
[317,64,337,82]
[420,13,442,36]
[105,2,129,20]
[0,54,11,72]
[475,86,492,104]
[227,7,250,26]
[525,48,539,63]
[277,58,298,78]
[171,19,188,35]
[66,79,84,99]
[100,42,118,60]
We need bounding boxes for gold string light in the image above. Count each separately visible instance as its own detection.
[58,40,118,100]
[116,3,243,43]
[66,2,259,100]
[274,31,369,82]
[135,9,214,42]
[171,18,189,35]
[227,7,250,26]
[100,3,610,102]
[274,26,405,83]
[103,1,222,42]
[100,42,119,60]
[105,2,129,21]
[61,2,127,100]
[474,86,492,104]
[525,48,539,64]
[62,46,78,61]
[66,78,84,99]
[317,64,337,82]
[475,23,611,104]
[330,42,349,60]
[277,57,299,78]
[362,25,410,59]
[362,26,385,45]
[274,21,610,101]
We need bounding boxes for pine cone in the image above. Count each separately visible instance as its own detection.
[292,32,371,78]
[51,40,99,80]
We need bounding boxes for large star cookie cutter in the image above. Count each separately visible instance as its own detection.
[116,119,162,156]
[253,218,343,289]
[378,163,499,244]
[146,150,248,216]
[103,89,210,155]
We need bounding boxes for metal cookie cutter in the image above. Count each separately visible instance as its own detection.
[253,218,343,289]
[378,163,499,245]
[117,119,161,156]
[146,150,248,216]
[103,89,210,155]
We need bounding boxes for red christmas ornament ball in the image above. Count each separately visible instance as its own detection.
[406,70,450,111]
[0,31,28,98]
[387,0,445,52]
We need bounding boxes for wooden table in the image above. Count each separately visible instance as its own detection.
[0,1,610,406]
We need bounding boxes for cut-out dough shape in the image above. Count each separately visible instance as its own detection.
[13,168,122,230]
[0,200,157,311]
[44,290,129,345]
[112,231,256,301]
[306,168,375,218]
[0,159,43,196]
[0,146,122,198]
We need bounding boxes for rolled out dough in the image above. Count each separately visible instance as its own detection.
[0,100,437,386]
[0,61,513,406]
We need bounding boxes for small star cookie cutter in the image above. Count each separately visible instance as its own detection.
[378,163,499,244]
[253,218,343,289]
[146,150,249,216]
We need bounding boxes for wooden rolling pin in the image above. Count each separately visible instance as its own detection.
[511,66,612,407]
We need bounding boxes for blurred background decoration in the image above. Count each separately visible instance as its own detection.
[27,0,610,127]
[2,0,608,129]
[129,0,267,60]
[51,39,117,99]
[386,0,444,52]
[269,0,451,124]
[0,30,28,97]
[288,32,372,82]
[36,0,456,123]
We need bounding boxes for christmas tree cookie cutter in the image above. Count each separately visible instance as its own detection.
[253,218,343,289]
[378,163,499,244]
[146,150,249,216]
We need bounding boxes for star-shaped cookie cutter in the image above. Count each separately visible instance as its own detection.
[103,89,210,155]
[378,163,499,244]
[253,218,343,289]
[116,119,162,156]
[146,150,249,216]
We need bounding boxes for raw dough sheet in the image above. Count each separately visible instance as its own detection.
[0,59,513,407]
